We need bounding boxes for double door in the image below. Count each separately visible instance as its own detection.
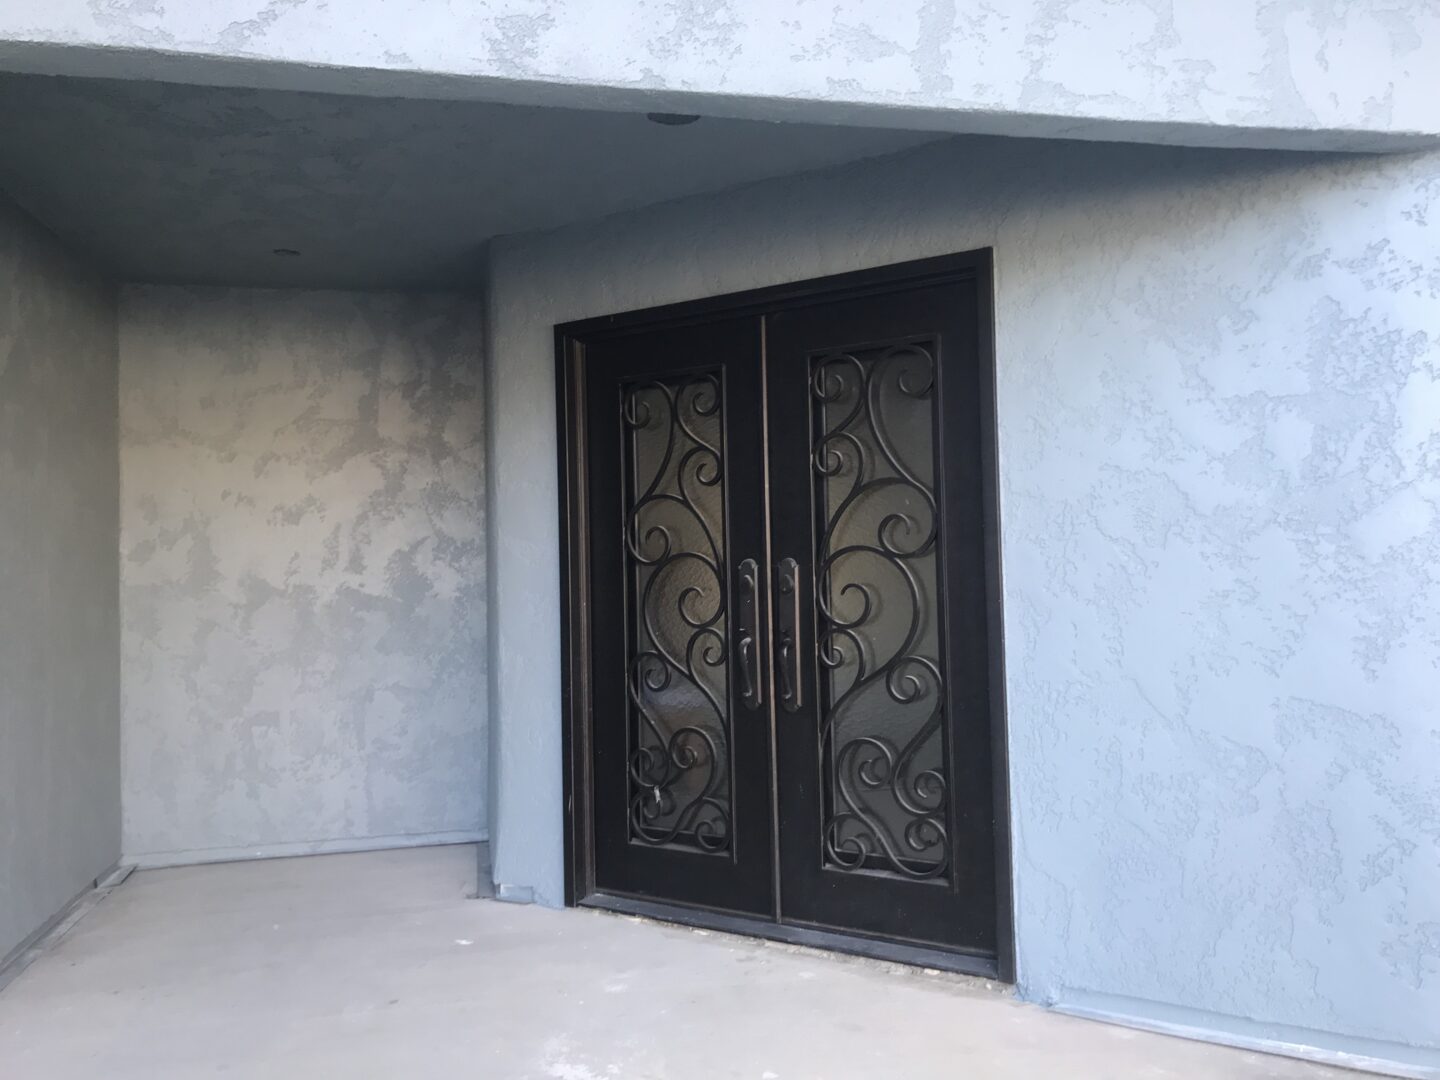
[560,253,1008,973]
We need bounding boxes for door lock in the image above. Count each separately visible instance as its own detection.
[776,557,802,712]
[736,558,762,709]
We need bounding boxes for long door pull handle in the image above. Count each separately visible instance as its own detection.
[777,638,795,706]
[776,557,802,712]
[736,559,762,709]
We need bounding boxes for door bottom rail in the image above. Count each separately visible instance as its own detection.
[579,890,1001,979]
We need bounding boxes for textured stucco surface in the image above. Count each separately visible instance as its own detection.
[0,192,120,963]
[486,137,1440,1059]
[0,72,940,290]
[119,286,487,863]
[0,1,1437,151]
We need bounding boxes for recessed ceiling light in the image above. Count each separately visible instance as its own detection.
[272,248,301,257]
[646,112,701,126]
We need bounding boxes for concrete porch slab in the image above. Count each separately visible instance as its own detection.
[0,845,1357,1079]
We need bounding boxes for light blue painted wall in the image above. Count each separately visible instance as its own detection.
[485,135,1440,1062]
[0,191,120,964]
[119,286,488,864]
[0,1,1437,151]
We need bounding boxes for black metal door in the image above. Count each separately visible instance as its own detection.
[566,253,1007,972]
[583,315,775,916]
[766,281,999,956]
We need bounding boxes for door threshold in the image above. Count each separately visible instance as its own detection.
[580,891,1003,981]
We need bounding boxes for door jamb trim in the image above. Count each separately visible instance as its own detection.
[554,249,1014,982]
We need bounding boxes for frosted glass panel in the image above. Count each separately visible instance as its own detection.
[622,373,731,853]
[811,342,948,880]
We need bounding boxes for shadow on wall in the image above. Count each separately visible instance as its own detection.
[118,285,488,865]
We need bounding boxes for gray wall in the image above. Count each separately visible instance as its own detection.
[0,73,938,292]
[485,137,1440,1064]
[0,192,120,964]
[0,2,1436,151]
[120,286,487,865]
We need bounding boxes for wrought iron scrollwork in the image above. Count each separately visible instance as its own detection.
[811,342,950,880]
[622,373,732,852]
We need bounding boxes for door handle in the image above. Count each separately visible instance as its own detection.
[776,557,802,712]
[736,558,762,709]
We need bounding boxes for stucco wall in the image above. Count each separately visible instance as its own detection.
[0,192,120,964]
[485,137,1440,1062]
[119,286,487,864]
[0,2,1437,152]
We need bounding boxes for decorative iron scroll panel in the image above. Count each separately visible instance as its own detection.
[622,372,732,853]
[811,340,949,881]
[566,256,1005,972]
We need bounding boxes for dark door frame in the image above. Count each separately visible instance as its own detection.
[554,249,1015,982]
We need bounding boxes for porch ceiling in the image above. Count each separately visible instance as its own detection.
[0,73,944,291]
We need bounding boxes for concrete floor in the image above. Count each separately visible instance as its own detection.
[0,845,1360,1079]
